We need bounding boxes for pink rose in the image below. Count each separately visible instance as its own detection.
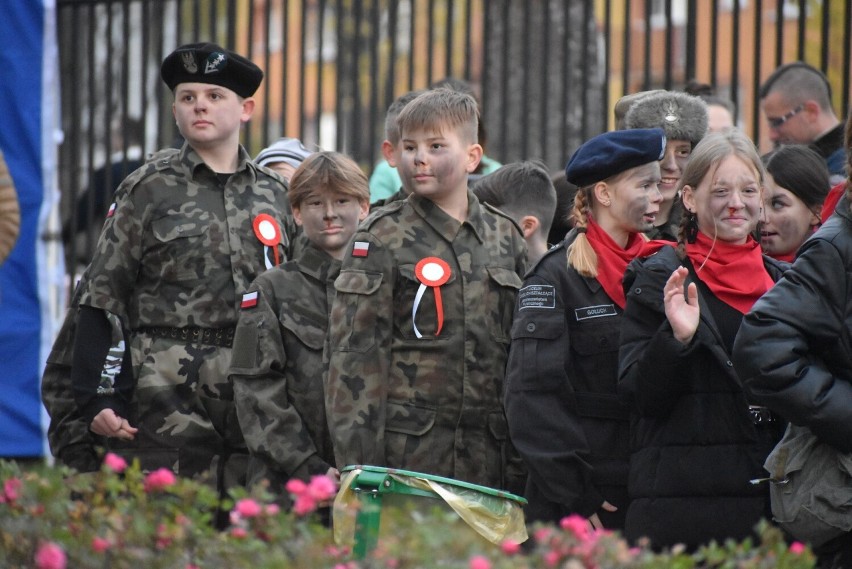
[469,555,491,569]
[231,527,248,539]
[789,542,806,555]
[35,542,67,569]
[560,514,590,540]
[144,468,176,492]
[103,452,128,473]
[307,475,337,501]
[293,494,317,516]
[544,549,560,567]
[264,504,280,516]
[234,498,262,518]
[3,477,22,503]
[500,540,521,555]
[285,478,307,495]
[91,536,111,553]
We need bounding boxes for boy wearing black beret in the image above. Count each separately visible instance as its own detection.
[505,128,669,531]
[65,42,297,505]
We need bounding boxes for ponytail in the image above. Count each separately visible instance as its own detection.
[566,187,599,277]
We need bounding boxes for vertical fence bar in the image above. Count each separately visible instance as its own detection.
[317,0,327,150]
[685,0,696,83]
[730,0,740,132]
[843,1,851,119]
[622,0,631,93]
[642,0,651,89]
[299,1,308,139]
[797,0,806,61]
[752,0,763,148]
[540,0,551,160]
[664,0,673,89]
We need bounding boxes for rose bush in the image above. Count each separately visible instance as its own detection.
[0,458,817,568]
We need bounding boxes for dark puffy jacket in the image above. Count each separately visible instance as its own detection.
[619,246,787,549]
[734,196,852,452]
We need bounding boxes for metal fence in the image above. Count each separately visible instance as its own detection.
[56,0,852,276]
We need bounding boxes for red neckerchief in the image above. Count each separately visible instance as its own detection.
[585,219,669,308]
[769,251,796,263]
[686,231,774,314]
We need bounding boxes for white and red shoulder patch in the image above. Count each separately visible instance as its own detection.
[352,241,370,257]
[241,290,259,309]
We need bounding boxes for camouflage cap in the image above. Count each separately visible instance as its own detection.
[161,42,263,98]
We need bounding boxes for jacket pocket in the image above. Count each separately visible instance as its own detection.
[395,263,458,340]
[486,266,523,344]
[385,401,437,467]
[150,215,209,282]
[333,269,383,353]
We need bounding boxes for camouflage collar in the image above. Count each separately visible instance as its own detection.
[179,143,257,182]
[297,241,339,280]
[409,190,486,244]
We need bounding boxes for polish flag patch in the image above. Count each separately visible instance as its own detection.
[241,291,259,309]
[107,202,117,218]
[352,241,370,257]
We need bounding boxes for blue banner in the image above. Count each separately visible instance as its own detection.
[0,0,59,458]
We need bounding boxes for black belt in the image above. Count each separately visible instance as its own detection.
[137,326,236,348]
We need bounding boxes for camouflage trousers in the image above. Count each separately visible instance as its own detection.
[107,333,247,493]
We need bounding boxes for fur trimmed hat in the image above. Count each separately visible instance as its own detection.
[613,90,665,129]
[161,43,263,98]
[623,91,708,147]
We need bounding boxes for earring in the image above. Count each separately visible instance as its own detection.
[685,210,699,243]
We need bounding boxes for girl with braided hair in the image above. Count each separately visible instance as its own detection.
[618,129,788,549]
[505,128,667,532]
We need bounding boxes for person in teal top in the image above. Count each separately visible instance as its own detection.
[370,77,501,204]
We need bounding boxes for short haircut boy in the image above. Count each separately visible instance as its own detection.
[326,86,527,493]
[396,88,479,145]
[473,160,557,239]
[289,151,370,209]
[384,90,425,145]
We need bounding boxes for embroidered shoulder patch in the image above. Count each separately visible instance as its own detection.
[352,241,370,257]
[518,284,556,310]
[574,304,617,321]
[241,291,259,309]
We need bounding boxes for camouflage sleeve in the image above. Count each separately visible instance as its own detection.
[230,278,329,484]
[325,232,393,470]
[80,182,144,317]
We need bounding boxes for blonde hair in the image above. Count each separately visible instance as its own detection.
[566,169,650,277]
[675,129,765,259]
[396,88,479,144]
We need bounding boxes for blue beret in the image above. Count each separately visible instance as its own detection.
[161,43,263,98]
[565,127,666,187]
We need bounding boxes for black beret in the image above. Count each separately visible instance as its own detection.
[565,128,666,187]
[161,43,263,98]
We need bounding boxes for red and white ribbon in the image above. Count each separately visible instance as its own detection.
[412,257,451,338]
[253,214,282,269]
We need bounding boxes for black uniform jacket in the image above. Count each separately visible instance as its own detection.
[734,196,852,453]
[618,245,787,549]
[505,230,631,527]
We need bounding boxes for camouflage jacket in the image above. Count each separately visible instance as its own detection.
[42,267,113,473]
[326,191,527,490]
[76,143,295,482]
[230,242,339,491]
[644,199,683,242]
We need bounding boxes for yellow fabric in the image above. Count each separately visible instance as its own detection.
[332,468,527,546]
